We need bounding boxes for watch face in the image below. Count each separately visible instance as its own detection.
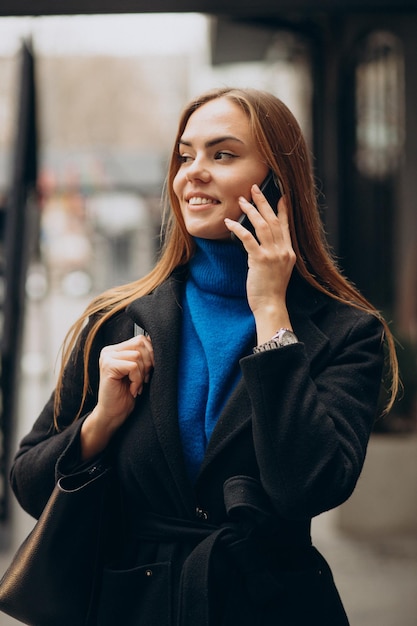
[280,331,298,345]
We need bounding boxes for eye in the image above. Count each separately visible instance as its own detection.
[178,153,193,164]
[214,151,236,160]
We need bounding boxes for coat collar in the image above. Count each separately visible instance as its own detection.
[126,269,330,493]
[127,269,330,364]
[286,272,330,367]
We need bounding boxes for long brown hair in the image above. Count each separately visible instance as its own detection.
[54,87,398,424]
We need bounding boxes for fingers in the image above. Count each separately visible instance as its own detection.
[225,185,291,251]
[99,334,154,398]
[246,184,291,239]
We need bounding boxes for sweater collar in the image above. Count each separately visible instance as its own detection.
[189,237,248,298]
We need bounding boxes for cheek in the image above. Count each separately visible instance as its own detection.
[226,182,250,218]
[172,171,183,200]
[226,198,244,222]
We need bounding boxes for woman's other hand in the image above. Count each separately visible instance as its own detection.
[80,334,154,460]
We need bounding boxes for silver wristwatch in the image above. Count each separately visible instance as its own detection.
[253,328,298,353]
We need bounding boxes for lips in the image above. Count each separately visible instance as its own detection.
[188,196,220,206]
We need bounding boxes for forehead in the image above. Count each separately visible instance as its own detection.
[181,97,252,141]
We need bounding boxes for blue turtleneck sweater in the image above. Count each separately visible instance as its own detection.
[177,237,256,482]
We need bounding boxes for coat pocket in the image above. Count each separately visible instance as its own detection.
[96,561,171,626]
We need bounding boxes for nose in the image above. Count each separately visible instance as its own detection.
[185,156,211,183]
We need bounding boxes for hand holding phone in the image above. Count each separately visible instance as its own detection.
[231,170,282,245]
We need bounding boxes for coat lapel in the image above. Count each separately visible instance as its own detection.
[126,271,195,510]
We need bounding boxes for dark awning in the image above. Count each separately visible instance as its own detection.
[1,0,416,17]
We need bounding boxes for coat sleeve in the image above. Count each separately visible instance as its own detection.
[240,308,385,520]
[10,317,103,519]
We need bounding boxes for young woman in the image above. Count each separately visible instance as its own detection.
[10,87,397,625]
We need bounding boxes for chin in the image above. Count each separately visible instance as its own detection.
[186,224,230,240]
[192,232,231,241]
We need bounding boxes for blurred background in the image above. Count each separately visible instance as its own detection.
[0,3,416,624]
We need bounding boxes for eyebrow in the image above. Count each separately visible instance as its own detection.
[178,135,245,148]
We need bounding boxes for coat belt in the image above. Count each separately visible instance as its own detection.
[135,475,312,626]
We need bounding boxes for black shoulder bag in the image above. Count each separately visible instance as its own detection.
[0,462,113,626]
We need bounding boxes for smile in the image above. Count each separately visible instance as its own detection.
[188,197,219,206]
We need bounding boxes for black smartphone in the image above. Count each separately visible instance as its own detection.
[231,170,282,245]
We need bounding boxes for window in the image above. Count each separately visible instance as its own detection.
[355,31,405,180]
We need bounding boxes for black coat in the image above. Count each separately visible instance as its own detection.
[11,270,384,626]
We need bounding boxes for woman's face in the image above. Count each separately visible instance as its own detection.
[173,97,269,240]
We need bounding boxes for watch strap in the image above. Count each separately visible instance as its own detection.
[253,328,298,353]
